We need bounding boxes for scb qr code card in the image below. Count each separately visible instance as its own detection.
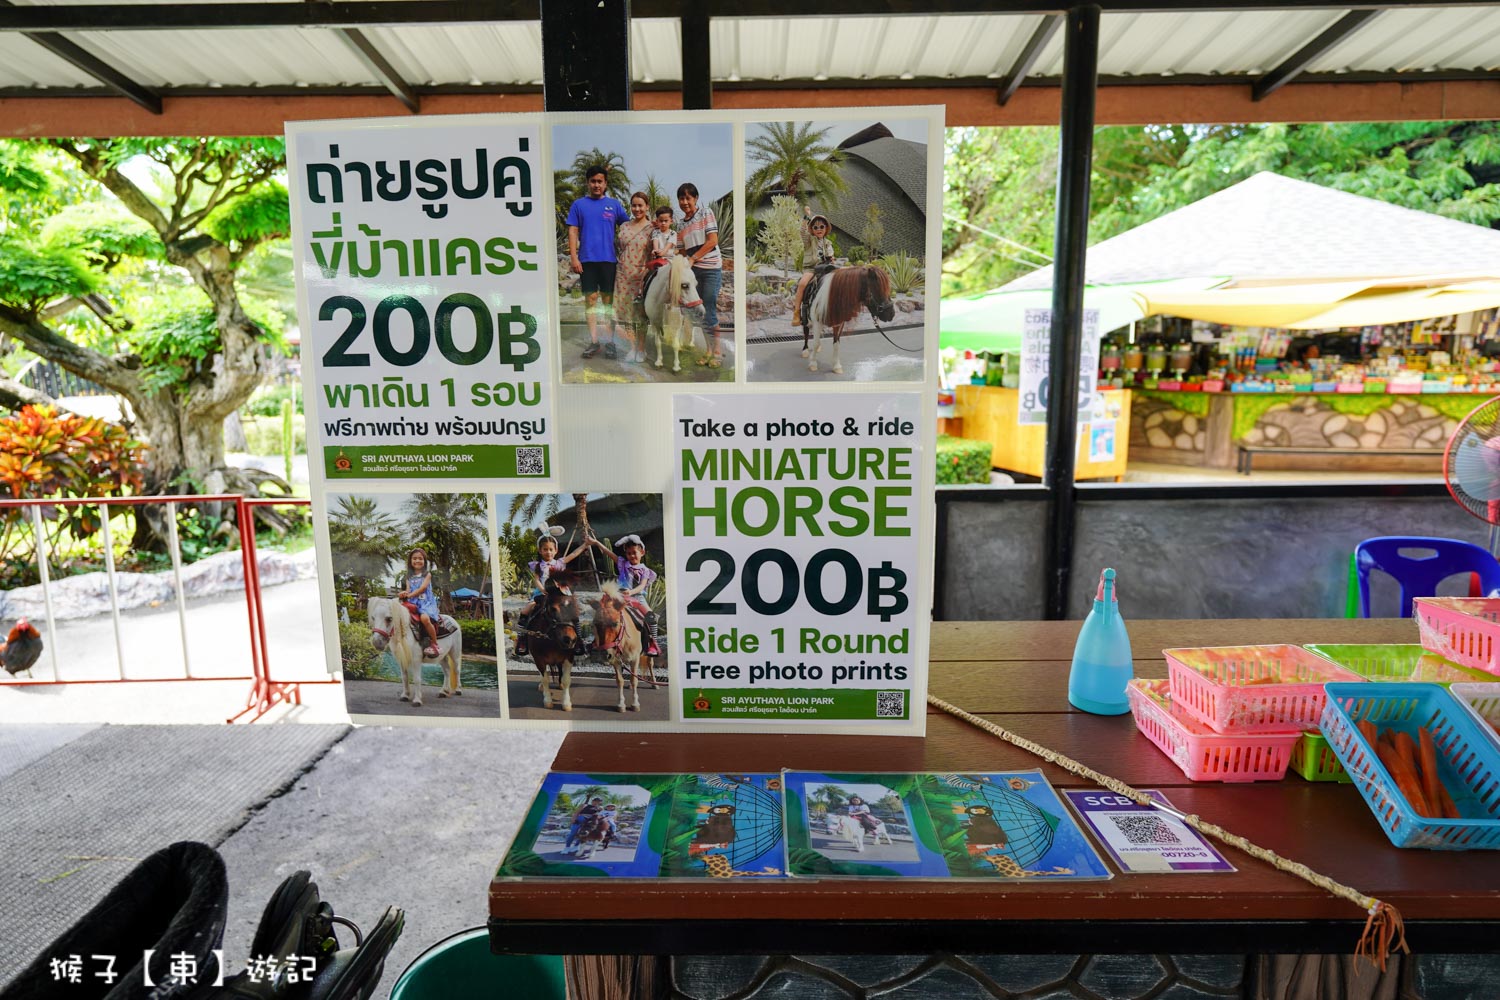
[1062,790,1235,874]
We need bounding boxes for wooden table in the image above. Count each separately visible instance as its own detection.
[490,619,1500,958]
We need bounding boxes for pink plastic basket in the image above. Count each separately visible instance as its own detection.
[1127,679,1298,782]
[1414,598,1500,677]
[1164,644,1365,734]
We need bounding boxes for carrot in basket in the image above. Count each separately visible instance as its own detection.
[1358,719,1380,746]
[1394,730,1421,774]
[1417,727,1442,815]
[1376,742,1434,817]
[1435,781,1462,820]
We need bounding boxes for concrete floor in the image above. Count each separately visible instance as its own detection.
[0,723,562,998]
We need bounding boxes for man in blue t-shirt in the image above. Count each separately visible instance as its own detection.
[566,165,627,360]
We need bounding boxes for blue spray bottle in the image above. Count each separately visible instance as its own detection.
[1068,568,1133,715]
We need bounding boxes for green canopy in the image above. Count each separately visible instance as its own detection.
[939,277,1227,354]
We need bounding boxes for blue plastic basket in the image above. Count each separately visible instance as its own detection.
[1321,683,1500,850]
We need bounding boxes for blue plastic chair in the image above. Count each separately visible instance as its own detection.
[1354,536,1500,618]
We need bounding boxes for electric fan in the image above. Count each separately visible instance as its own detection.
[1444,396,1500,556]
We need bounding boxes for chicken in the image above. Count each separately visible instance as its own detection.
[0,618,43,678]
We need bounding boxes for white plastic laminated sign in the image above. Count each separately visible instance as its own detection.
[674,393,924,725]
[1019,307,1099,425]
[289,107,942,733]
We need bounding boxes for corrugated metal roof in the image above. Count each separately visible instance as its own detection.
[0,8,1498,90]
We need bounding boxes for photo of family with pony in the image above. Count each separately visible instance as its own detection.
[743,118,930,383]
[495,492,669,720]
[552,121,735,384]
[326,491,500,720]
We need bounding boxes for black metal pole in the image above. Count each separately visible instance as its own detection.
[541,0,632,112]
[681,12,712,109]
[1041,4,1100,620]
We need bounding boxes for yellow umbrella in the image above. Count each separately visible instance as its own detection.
[1133,280,1382,327]
[1287,280,1500,330]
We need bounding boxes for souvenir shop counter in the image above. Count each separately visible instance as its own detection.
[1126,388,1488,473]
[488,617,1500,959]
[954,385,1131,481]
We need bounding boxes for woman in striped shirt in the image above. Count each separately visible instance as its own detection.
[676,182,724,369]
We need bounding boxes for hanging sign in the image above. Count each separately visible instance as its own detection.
[1019,307,1100,425]
[290,107,942,734]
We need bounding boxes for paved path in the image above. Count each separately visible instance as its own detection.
[507,669,671,720]
[746,327,925,382]
[557,322,736,384]
[0,578,343,725]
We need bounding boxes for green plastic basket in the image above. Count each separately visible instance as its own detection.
[1303,644,1500,685]
[390,928,565,1000]
[1289,730,1353,782]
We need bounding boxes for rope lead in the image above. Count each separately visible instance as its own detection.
[926,693,1409,968]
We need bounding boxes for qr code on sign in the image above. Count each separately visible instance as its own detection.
[875,691,905,718]
[516,447,546,476]
[1106,813,1183,846]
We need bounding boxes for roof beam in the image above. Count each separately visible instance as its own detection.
[0,1,1490,32]
[997,14,1061,106]
[1252,9,1380,101]
[0,0,160,113]
[337,28,420,113]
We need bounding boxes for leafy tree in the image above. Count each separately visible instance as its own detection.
[642,174,669,215]
[940,126,1058,296]
[1090,121,1500,240]
[401,492,489,594]
[941,120,1500,297]
[746,122,849,209]
[328,495,401,601]
[811,784,849,813]
[0,138,290,548]
[758,195,804,276]
[861,202,886,258]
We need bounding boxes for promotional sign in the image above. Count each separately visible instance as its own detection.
[673,393,922,724]
[1019,307,1099,425]
[292,121,553,480]
[290,107,941,733]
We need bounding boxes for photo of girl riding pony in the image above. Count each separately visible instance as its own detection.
[514,525,589,658]
[792,206,837,327]
[585,532,662,657]
[398,548,441,658]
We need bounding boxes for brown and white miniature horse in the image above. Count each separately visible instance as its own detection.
[528,574,582,711]
[590,581,644,713]
[802,265,896,375]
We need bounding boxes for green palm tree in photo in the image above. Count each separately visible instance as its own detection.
[569,148,631,202]
[747,122,849,210]
[401,493,488,599]
[643,174,669,215]
[328,495,402,601]
[506,493,608,588]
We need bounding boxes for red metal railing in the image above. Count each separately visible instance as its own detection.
[0,493,335,722]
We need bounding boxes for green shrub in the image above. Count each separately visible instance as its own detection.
[244,382,302,417]
[339,621,382,678]
[847,244,869,265]
[936,435,992,485]
[452,617,496,655]
[878,253,925,295]
[243,414,305,455]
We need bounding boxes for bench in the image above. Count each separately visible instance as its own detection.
[1236,444,1439,475]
